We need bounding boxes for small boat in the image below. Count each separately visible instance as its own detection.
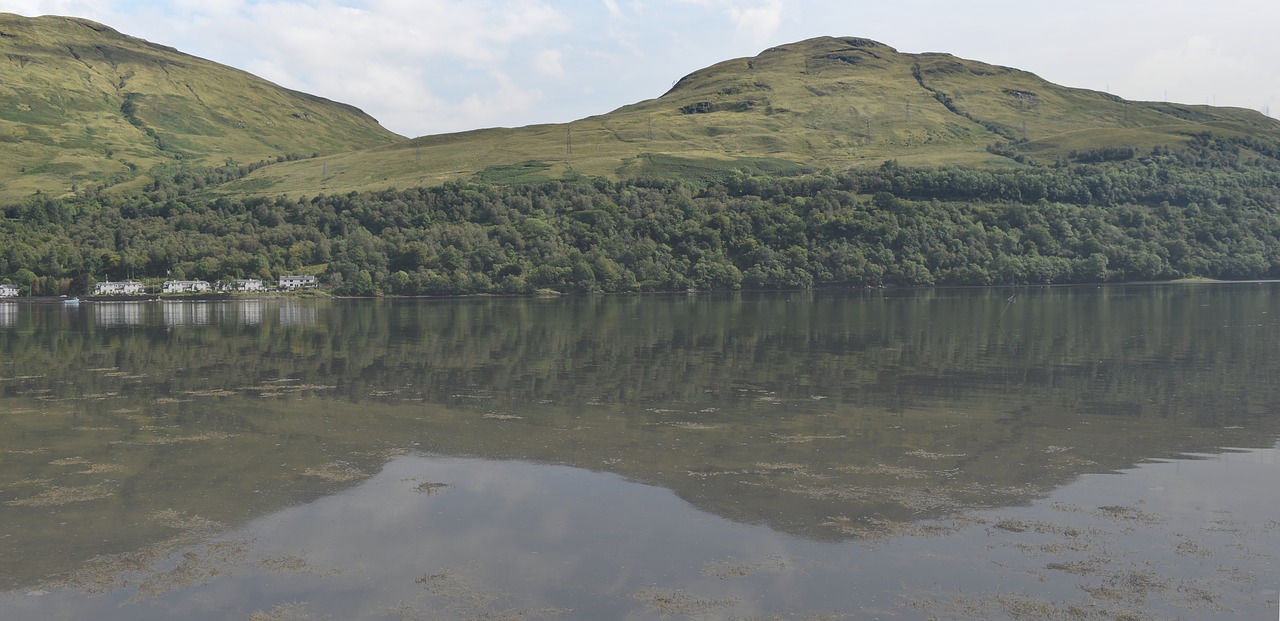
[63,297,80,306]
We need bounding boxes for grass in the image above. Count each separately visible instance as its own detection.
[476,160,553,184]
[0,13,402,202]
[5,21,1280,202]
[224,37,1280,197]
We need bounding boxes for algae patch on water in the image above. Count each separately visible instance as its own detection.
[5,483,114,507]
[631,587,740,616]
[394,567,568,621]
[300,461,367,482]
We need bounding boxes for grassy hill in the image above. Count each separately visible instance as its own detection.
[5,25,1280,295]
[0,13,403,202]
[223,36,1280,196]
[4,21,1278,201]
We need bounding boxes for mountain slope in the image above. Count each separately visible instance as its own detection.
[0,13,403,202]
[225,36,1280,196]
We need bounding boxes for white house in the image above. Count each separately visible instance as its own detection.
[162,280,211,294]
[279,274,319,290]
[231,279,265,292]
[93,280,145,295]
[0,283,19,297]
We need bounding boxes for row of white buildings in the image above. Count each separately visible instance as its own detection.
[2,275,319,297]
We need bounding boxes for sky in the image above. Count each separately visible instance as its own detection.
[5,1,1278,138]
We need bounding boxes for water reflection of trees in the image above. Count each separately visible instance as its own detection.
[4,287,1278,418]
[1,287,1278,586]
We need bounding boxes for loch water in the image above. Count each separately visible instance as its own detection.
[1,285,1277,620]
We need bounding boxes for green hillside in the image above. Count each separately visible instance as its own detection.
[0,13,403,202]
[224,36,1280,196]
[4,26,1280,296]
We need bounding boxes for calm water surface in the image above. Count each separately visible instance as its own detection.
[0,286,1277,620]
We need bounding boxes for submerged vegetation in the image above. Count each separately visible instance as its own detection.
[3,133,1280,295]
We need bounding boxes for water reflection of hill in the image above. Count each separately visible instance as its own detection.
[1,287,1278,588]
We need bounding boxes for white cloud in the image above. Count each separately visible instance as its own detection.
[1130,35,1258,105]
[535,49,566,78]
[727,0,782,45]
[449,70,547,130]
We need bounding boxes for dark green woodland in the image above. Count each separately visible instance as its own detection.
[3,133,1279,296]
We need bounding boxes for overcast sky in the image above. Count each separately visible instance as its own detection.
[7,1,1278,138]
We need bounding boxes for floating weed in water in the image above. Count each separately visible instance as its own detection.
[701,559,761,579]
[111,432,237,446]
[130,538,251,602]
[1203,518,1244,534]
[183,389,238,398]
[243,383,337,396]
[670,421,720,430]
[1081,568,1172,606]
[1094,505,1160,525]
[772,434,846,444]
[482,413,523,421]
[686,469,755,479]
[6,483,113,506]
[78,462,126,475]
[260,555,309,573]
[989,519,1085,536]
[834,463,932,479]
[401,566,568,621]
[791,482,966,514]
[646,408,681,415]
[414,481,450,495]
[6,447,49,455]
[149,509,224,534]
[1045,560,1100,575]
[904,449,966,460]
[906,588,1124,621]
[991,592,1096,620]
[7,476,54,488]
[449,393,493,400]
[1,408,40,416]
[249,602,312,621]
[373,447,411,459]
[80,392,121,400]
[631,587,739,616]
[754,462,809,473]
[1174,537,1214,558]
[41,507,323,603]
[301,461,366,482]
[819,515,959,541]
[731,615,846,621]
[49,456,90,466]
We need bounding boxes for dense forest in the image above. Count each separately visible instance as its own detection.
[3,133,1280,296]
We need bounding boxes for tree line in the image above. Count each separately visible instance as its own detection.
[3,133,1279,296]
